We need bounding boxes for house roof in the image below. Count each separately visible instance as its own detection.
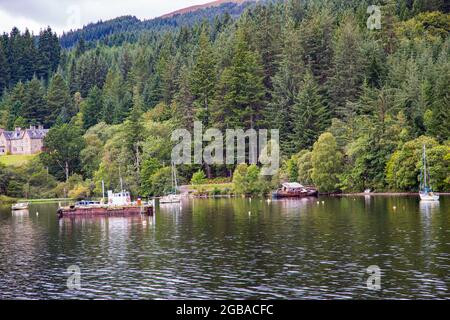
[0,128,48,140]
[282,182,305,189]
[25,129,49,139]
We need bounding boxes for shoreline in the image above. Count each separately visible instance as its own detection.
[332,192,450,196]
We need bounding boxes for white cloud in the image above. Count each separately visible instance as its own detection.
[0,0,211,34]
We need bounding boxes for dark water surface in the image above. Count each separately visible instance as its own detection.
[0,196,449,299]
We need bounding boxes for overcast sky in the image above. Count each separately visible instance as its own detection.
[0,0,211,35]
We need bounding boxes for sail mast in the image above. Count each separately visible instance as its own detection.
[423,145,427,189]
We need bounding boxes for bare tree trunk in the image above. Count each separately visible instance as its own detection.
[204,163,212,179]
[65,161,69,182]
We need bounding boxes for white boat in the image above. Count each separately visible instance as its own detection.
[419,145,439,202]
[12,202,29,210]
[160,162,182,204]
[160,194,182,204]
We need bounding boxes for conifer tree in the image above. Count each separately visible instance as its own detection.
[22,77,48,126]
[268,21,304,154]
[0,41,9,93]
[292,70,329,151]
[190,29,217,126]
[212,29,265,130]
[429,61,449,142]
[329,16,365,118]
[102,69,123,124]
[46,73,74,125]
[174,65,195,130]
[82,86,103,129]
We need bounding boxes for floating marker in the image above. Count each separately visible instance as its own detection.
[36,212,39,216]
[393,206,397,210]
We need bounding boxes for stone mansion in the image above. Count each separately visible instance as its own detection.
[0,125,49,155]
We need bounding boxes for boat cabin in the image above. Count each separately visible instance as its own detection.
[75,200,100,206]
[281,182,307,193]
[108,190,132,206]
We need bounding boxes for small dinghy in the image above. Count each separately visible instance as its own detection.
[12,202,29,210]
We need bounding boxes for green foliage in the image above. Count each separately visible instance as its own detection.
[22,77,48,126]
[386,136,448,191]
[297,150,313,185]
[292,70,329,150]
[212,29,266,129]
[146,166,172,196]
[311,132,342,193]
[46,73,74,124]
[41,123,85,182]
[190,29,217,126]
[82,86,103,129]
[191,170,207,185]
[232,163,267,196]
[0,2,448,198]
[140,158,162,196]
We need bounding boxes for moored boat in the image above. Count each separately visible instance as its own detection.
[419,145,439,202]
[272,183,318,198]
[160,162,182,204]
[12,202,29,210]
[160,194,182,204]
[57,190,153,218]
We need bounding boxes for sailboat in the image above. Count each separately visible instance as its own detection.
[419,145,439,201]
[160,162,182,204]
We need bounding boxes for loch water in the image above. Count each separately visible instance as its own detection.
[0,196,448,299]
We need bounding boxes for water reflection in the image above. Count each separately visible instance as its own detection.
[419,201,440,215]
[0,197,449,299]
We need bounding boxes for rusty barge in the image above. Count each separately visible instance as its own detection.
[57,190,154,218]
[272,183,318,198]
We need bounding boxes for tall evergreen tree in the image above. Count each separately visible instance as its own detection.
[292,70,329,151]
[429,61,449,142]
[102,69,123,124]
[190,29,217,126]
[0,40,9,93]
[299,8,335,86]
[174,65,195,130]
[46,73,74,125]
[19,29,36,82]
[22,77,48,126]
[329,16,365,118]
[82,86,103,129]
[76,49,108,97]
[212,29,266,129]
[268,21,304,154]
[37,27,61,81]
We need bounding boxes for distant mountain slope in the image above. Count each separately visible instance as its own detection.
[60,1,256,48]
[161,0,249,18]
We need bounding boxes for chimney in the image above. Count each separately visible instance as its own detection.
[15,127,21,132]
[38,125,44,130]
[30,125,36,130]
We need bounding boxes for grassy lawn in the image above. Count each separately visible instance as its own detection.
[0,195,17,204]
[0,154,37,167]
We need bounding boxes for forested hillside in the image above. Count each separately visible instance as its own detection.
[0,0,449,199]
[59,1,257,48]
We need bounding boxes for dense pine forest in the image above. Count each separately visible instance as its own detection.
[0,0,449,199]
